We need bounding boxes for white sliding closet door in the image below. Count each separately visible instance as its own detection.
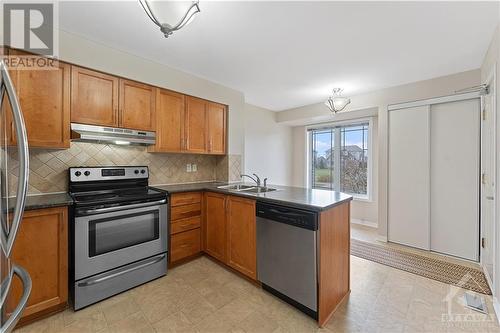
[388,106,430,249]
[430,99,480,261]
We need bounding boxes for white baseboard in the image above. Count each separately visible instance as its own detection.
[481,264,494,295]
[377,235,388,242]
[351,218,378,228]
[493,297,500,324]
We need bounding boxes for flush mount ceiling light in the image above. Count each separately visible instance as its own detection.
[325,88,351,113]
[139,0,200,38]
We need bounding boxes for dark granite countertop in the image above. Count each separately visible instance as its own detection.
[151,182,352,212]
[7,192,73,212]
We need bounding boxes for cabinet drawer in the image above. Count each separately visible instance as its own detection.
[171,192,202,207]
[171,203,201,221]
[171,216,201,235]
[171,228,201,262]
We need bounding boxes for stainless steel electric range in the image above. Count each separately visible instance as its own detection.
[68,166,168,310]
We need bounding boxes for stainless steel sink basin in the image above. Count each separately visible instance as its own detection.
[217,184,277,193]
[217,184,255,191]
[243,187,277,193]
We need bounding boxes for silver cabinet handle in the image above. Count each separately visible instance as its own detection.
[77,253,166,287]
[0,61,29,257]
[80,199,167,215]
[0,265,32,333]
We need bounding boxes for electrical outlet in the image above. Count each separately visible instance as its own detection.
[186,164,192,172]
[192,164,197,172]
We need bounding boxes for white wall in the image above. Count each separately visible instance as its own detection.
[244,104,293,186]
[481,23,500,321]
[57,30,246,157]
[280,69,481,238]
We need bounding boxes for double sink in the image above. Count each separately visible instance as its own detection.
[217,184,277,193]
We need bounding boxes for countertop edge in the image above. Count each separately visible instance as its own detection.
[151,183,353,212]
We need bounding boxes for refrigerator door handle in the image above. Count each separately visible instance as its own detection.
[0,60,29,257]
[0,265,32,333]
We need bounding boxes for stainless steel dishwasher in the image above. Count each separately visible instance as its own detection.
[256,202,318,319]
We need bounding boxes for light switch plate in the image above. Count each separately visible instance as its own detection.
[186,164,192,172]
[192,164,197,172]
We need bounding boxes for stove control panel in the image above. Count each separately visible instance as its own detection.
[70,167,149,182]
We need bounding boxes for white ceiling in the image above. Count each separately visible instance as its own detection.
[59,1,499,111]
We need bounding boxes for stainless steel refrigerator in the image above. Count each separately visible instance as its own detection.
[0,60,32,333]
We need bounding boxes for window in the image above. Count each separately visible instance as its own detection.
[309,121,371,199]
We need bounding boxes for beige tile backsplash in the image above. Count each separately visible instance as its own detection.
[7,142,242,195]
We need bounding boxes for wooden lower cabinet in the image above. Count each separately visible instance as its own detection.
[203,192,227,263]
[171,228,201,262]
[169,192,202,264]
[203,192,257,280]
[7,207,68,325]
[226,196,256,279]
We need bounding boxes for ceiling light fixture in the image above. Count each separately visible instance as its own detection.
[139,0,200,38]
[325,88,351,113]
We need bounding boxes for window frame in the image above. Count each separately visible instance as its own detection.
[306,118,373,201]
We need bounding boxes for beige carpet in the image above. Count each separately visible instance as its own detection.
[351,238,492,295]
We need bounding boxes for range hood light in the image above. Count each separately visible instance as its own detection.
[114,140,131,145]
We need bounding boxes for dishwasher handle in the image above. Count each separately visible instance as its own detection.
[256,202,318,231]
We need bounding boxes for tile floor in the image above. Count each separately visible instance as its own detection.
[16,253,500,333]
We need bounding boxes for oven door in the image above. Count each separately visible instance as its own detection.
[74,202,167,280]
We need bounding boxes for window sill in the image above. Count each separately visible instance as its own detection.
[352,196,372,203]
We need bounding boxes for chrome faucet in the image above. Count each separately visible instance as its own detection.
[263,178,268,188]
[240,173,260,187]
[252,173,261,187]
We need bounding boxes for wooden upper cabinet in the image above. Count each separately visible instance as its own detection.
[226,196,257,279]
[207,102,227,155]
[203,192,227,262]
[8,50,70,148]
[185,96,208,153]
[7,207,68,323]
[149,89,184,152]
[71,66,119,127]
[119,79,155,131]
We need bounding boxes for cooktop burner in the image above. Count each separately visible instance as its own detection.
[72,188,165,205]
[69,166,167,207]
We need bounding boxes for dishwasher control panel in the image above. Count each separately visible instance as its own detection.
[256,202,318,231]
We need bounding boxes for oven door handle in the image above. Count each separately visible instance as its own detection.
[77,253,166,287]
[80,199,167,215]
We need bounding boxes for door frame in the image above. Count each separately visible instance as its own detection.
[481,64,497,294]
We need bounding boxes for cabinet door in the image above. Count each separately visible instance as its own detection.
[203,192,227,262]
[119,79,155,131]
[71,66,119,127]
[7,207,68,322]
[9,50,70,148]
[185,96,207,153]
[150,89,184,152]
[226,196,256,279]
[207,102,226,154]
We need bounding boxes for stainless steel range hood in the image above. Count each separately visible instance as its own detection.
[71,123,156,146]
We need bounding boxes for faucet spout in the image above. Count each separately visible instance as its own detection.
[240,174,258,186]
[252,174,261,187]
